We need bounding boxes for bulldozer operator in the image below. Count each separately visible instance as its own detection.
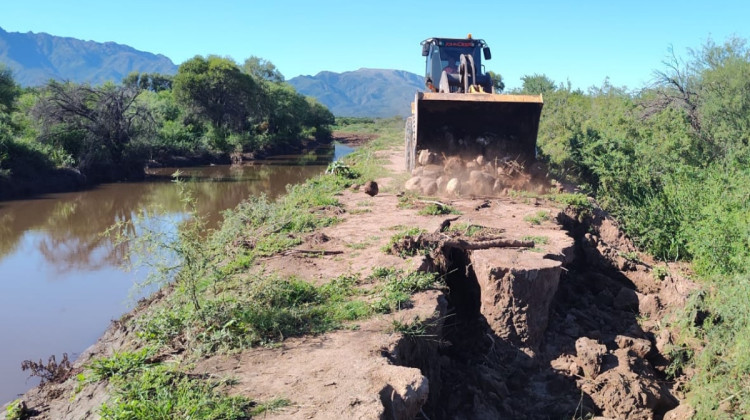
[442,53,459,74]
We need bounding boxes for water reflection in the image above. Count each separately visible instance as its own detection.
[0,143,348,404]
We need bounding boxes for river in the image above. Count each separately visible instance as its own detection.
[0,143,354,404]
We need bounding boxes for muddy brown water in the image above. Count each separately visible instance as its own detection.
[0,143,354,404]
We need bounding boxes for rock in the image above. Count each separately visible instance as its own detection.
[422,180,437,196]
[405,176,422,192]
[411,167,424,177]
[638,293,661,318]
[445,178,460,196]
[493,178,505,193]
[436,176,447,192]
[374,365,429,420]
[476,155,486,166]
[421,164,443,179]
[418,149,436,166]
[663,404,695,420]
[613,287,639,311]
[654,330,673,356]
[443,156,463,175]
[580,368,677,420]
[614,335,652,358]
[575,337,607,378]
[465,161,478,170]
[469,170,495,195]
[350,183,361,191]
[364,181,379,197]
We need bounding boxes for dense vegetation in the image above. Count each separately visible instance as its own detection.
[530,37,750,417]
[0,55,333,190]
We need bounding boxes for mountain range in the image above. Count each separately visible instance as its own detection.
[0,26,177,87]
[0,27,423,117]
[288,69,424,118]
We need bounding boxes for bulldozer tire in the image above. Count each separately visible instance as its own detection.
[404,115,416,171]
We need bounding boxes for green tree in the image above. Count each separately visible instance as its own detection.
[486,70,505,93]
[31,81,153,179]
[0,64,19,113]
[242,56,285,83]
[520,73,556,95]
[123,72,174,93]
[173,56,261,135]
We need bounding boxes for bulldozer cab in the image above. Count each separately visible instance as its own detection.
[421,37,491,92]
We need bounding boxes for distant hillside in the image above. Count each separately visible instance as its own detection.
[0,26,178,87]
[288,68,425,118]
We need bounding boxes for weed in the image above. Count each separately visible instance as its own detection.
[21,353,72,385]
[372,270,440,313]
[392,317,429,336]
[135,306,188,345]
[89,348,155,381]
[349,208,372,215]
[547,192,591,207]
[619,251,641,263]
[98,364,254,419]
[523,210,551,225]
[381,227,427,257]
[325,160,356,178]
[418,203,460,216]
[652,264,669,281]
[397,194,418,209]
[522,235,550,245]
[250,397,292,416]
[446,223,484,237]
[5,399,30,420]
[371,266,398,279]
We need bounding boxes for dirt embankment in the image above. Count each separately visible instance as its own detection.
[3,142,696,419]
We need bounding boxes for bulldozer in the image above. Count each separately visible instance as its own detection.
[405,35,544,174]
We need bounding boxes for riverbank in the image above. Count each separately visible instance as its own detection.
[0,133,350,202]
[2,119,696,419]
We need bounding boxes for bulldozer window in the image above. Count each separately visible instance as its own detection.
[440,47,480,68]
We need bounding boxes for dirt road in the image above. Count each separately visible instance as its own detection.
[2,141,696,419]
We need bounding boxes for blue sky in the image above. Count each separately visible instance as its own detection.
[3,0,749,91]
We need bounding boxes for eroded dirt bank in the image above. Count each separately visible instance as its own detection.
[2,143,696,419]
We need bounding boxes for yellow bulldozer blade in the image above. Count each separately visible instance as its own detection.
[406,92,544,171]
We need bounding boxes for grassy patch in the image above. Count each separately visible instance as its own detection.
[446,223,484,237]
[250,398,292,416]
[381,227,428,257]
[392,317,428,336]
[397,193,418,209]
[348,208,372,215]
[98,365,254,419]
[418,203,461,216]
[346,235,379,250]
[5,399,28,420]
[652,264,669,281]
[370,268,440,313]
[524,210,551,225]
[548,192,593,211]
[89,348,155,381]
[522,235,550,245]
